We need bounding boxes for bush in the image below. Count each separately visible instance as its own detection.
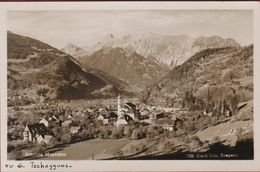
[13,150,23,160]
[222,70,236,82]
[158,140,175,153]
[111,128,124,139]
[61,133,72,144]
[131,129,139,140]
[36,88,49,96]
[237,89,253,102]
[8,144,14,153]
[100,130,110,139]
[130,127,145,140]
[212,136,221,143]
[127,143,146,154]
[124,126,132,138]
[48,137,59,147]
[32,143,47,155]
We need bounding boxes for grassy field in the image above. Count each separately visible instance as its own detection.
[196,120,252,141]
[40,138,130,160]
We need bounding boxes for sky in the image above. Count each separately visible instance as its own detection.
[7,10,253,49]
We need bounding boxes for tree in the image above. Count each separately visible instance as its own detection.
[111,128,120,139]
[48,137,59,147]
[61,133,72,144]
[158,140,175,153]
[123,125,132,138]
[182,90,196,109]
[100,129,110,139]
[33,143,46,155]
[131,128,141,140]
[36,88,49,97]
[189,136,203,151]
[52,126,63,140]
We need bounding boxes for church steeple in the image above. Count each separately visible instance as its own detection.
[117,94,121,113]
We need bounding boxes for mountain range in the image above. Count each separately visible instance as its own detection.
[7,31,128,99]
[78,47,169,91]
[61,42,85,56]
[65,33,241,68]
[8,31,251,103]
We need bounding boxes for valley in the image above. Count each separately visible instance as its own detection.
[7,31,253,160]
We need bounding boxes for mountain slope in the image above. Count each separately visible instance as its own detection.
[78,47,170,91]
[75,33,241,68]
[7,32,127,99]
[61,42,84,56]
[141,45,253,114]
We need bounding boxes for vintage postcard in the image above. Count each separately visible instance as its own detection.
[0,1,260,172]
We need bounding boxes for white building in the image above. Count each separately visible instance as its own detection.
[39,118,49,127]
[115,95,128,127]
[115,115,128,127]
[23,123,52,143]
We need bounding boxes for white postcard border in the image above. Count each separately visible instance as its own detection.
[0,1,259,171]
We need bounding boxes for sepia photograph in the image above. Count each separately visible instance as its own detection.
[6,9,254,161]
[1,1,260,171]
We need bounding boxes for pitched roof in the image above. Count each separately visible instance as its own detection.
[154,120,175,126]
[40,117,49,122]
[153,110,164,115]
[126,109,135,114]
[118,115,125,120]
[70,126,81,132]
[124,114,134,121]
[26,123,51,137]
[109,111,118,118]
[62,120,72,126]
[125,102,136,109]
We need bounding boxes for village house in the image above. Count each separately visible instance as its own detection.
[203,110,213,117]
[114,95,137,127]
[152,110,165,120]
[108,111,118,120]
[67,114,73,120]
[62,120,73,128]
[64,111,73,120]
[86,108,95,113]
[125,102,140,120]
[97,110,118,125]
[224,108,232,117]
[171,115,178,120]
[49,115,58,121]
[154,120,175,131]
[23,123,53,143]
[70,126,83,135]
[162,107,176,113]
[141,118,152,124]
[115,115,128,127]
[97,114,109,124]
[39,118,49,127]
[97,114,105,120]
[140,108,150,116]
[39,116,61,128]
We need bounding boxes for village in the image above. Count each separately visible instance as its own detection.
[7,90,253,160]
[9,95,185,144]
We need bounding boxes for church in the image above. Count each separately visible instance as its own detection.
[114,95,139,127]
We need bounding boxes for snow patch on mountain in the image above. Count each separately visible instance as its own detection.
[76,33,241,68]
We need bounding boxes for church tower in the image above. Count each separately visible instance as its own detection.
[117,95,122,116]
[117,95,121,113]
